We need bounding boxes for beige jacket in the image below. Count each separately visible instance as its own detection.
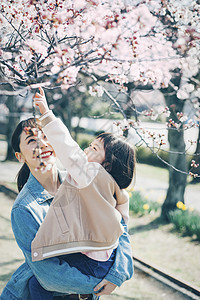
[31,165,128,262]
[31,112,129,262]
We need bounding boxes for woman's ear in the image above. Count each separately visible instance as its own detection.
[15,152,25,163]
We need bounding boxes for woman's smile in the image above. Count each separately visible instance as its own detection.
[39,151,53,159]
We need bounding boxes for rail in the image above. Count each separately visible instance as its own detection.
[133,255,200,299]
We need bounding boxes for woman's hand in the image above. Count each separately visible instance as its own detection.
[93,279,117,296]
[33,87,49,115]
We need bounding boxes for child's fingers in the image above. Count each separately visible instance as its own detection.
[38,87,44,96]
[34,92,43,99]
[34,97,43,106]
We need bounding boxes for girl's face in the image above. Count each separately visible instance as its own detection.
[84,138,105,164]
[16,129,56,170]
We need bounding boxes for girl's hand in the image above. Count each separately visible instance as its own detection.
[93,279,117,296]
[33,87,49,115]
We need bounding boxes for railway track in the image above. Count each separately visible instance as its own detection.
[133,256,200,300]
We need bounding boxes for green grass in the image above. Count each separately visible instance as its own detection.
[136,163,169,183]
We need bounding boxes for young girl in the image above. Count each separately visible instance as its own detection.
[29,87,135,299]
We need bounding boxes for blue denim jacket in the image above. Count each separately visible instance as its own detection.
[1,172,133,300]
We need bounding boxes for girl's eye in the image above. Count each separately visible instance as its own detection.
[28,138,36,144]
[89,144,97,151]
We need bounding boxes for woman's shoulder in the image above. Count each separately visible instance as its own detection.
[12,173,42,209]
[12,184,35,209]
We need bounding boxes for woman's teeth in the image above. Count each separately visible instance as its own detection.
[40,152,51,158]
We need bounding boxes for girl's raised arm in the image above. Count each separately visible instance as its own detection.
[34,88,101,189]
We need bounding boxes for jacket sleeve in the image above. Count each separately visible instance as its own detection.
[116,190,129,224]
[40,111,101,189]
[104,219,134,286]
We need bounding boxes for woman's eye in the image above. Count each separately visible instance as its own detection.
[93,146,97,151]
[28,138,36,144]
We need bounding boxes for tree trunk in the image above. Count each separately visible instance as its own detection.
[5,95,19,161]
[190,125,200,184]
[161,77,187,220]
[161,123,187,219]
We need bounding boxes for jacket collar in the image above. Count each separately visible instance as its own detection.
[26,171,63,204]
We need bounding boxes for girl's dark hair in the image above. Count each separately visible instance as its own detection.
[97,133,136,189]
[11,118,39,192]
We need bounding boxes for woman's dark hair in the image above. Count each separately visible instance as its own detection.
[11,118,39,192]
[97,133,136,189]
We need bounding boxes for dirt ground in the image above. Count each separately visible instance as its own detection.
[129,211,200,289]
[1,191,200,299]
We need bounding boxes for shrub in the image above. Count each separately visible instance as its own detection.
[128,190,161,216]
[168,209,200,241]
[136,146,169,168]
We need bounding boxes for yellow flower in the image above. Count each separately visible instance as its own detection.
[176,201,183,209]
[181,204,187,211]
[143,204,149,210]
[128,192,132,198]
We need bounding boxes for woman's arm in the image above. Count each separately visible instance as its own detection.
[93,221,134,296]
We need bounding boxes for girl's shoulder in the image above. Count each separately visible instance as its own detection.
[96,164,117,185]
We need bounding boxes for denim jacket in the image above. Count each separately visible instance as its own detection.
[1,172,134,300]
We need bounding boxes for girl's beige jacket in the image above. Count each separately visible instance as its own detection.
[31,165,128,262]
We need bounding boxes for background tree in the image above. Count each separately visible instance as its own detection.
[161,74,187,219]
[0,0,199,219]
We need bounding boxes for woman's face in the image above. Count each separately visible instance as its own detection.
[84,138,105,164]
[16,128,56,170]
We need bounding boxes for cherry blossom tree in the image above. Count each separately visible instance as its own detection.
[143,0,200,218]
[0,0,199,217]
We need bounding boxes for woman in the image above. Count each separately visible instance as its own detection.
[1,117,133,300]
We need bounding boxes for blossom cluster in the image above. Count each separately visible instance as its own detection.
[0,0,198,93]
